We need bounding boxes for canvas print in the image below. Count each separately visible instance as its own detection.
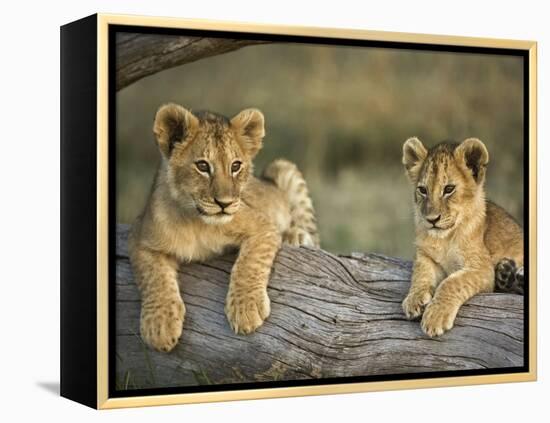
[113,28,526,394]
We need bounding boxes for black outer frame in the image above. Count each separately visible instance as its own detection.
[60,14,531,409]
[60,14,98,408]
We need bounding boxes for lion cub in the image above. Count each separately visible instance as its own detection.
[401,137,523,337]
[128,104,319,352]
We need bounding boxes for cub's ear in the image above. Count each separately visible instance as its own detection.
[230,108,265,157]
[454,138,489,184]
[402,137,427,183]
[153,103,199,157]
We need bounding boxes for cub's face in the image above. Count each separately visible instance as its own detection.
[153,104,265,224]
[402,137,489,238]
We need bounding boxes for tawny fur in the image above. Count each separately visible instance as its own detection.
[401,137,524,337]
[263,159,320,248]
[128,103,319,352]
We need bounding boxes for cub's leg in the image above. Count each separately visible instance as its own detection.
[495,258,524,295]
[402,252,444,319]
[263,159,320,248]
[421,266,494,337]
[225,229,281,334]
[129,246,185,352]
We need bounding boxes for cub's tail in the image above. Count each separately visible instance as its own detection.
[262,159,320,248]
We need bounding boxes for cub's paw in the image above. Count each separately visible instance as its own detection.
[495,258,516,292]
[140,298,185,352]
[225,287,270,334]
[402,289,432,320]
[495,259,524,295]
[421,301,458,337]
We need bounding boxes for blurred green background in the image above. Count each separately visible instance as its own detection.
[117,40,524,259]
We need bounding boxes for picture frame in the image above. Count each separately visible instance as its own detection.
[60,13,537,409]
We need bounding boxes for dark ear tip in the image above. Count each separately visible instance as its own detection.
[404,136,421,144]
[154,103,197,127]
[156,102,180,115]
[403,137,425,153]
[154,104,182,126]
[243,107,264,116]
[152,104,199,155]
[461,137,489,163]
[402,137,426,163]
[231,107,264,120]
[231,108,266,139]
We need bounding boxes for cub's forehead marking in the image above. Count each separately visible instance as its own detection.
[194,110,230,125]
[419,143,458,185]
[188,110,244,167]
[193,110,232,147]
[198,138,239,172]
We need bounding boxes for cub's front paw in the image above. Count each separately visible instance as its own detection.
[402,289,432,320]
[421,301,458,337]
[225,288,270,334]
[140,298,185,352]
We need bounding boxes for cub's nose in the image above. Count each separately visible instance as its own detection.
[426,215,441,226]
[214,198,234,209]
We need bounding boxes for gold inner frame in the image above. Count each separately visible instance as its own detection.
[96,13,537,409]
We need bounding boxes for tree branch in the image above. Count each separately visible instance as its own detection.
[116,33,267,90]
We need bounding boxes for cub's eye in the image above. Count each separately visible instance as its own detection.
[231,161,242,173]
[443,184,456,195]
[195,160,210,174]
[417,186,427,196]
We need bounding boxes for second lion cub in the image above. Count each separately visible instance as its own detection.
[401,137,523,337]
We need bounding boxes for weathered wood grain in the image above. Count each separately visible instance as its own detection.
[116,33,267,91]
[115,224,523,390]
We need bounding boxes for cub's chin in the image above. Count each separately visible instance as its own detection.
[426,227,452,239]
[425,221,456,238]
[200,213,234,225]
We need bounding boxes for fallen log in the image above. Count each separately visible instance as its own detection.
[115,224,523,390]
